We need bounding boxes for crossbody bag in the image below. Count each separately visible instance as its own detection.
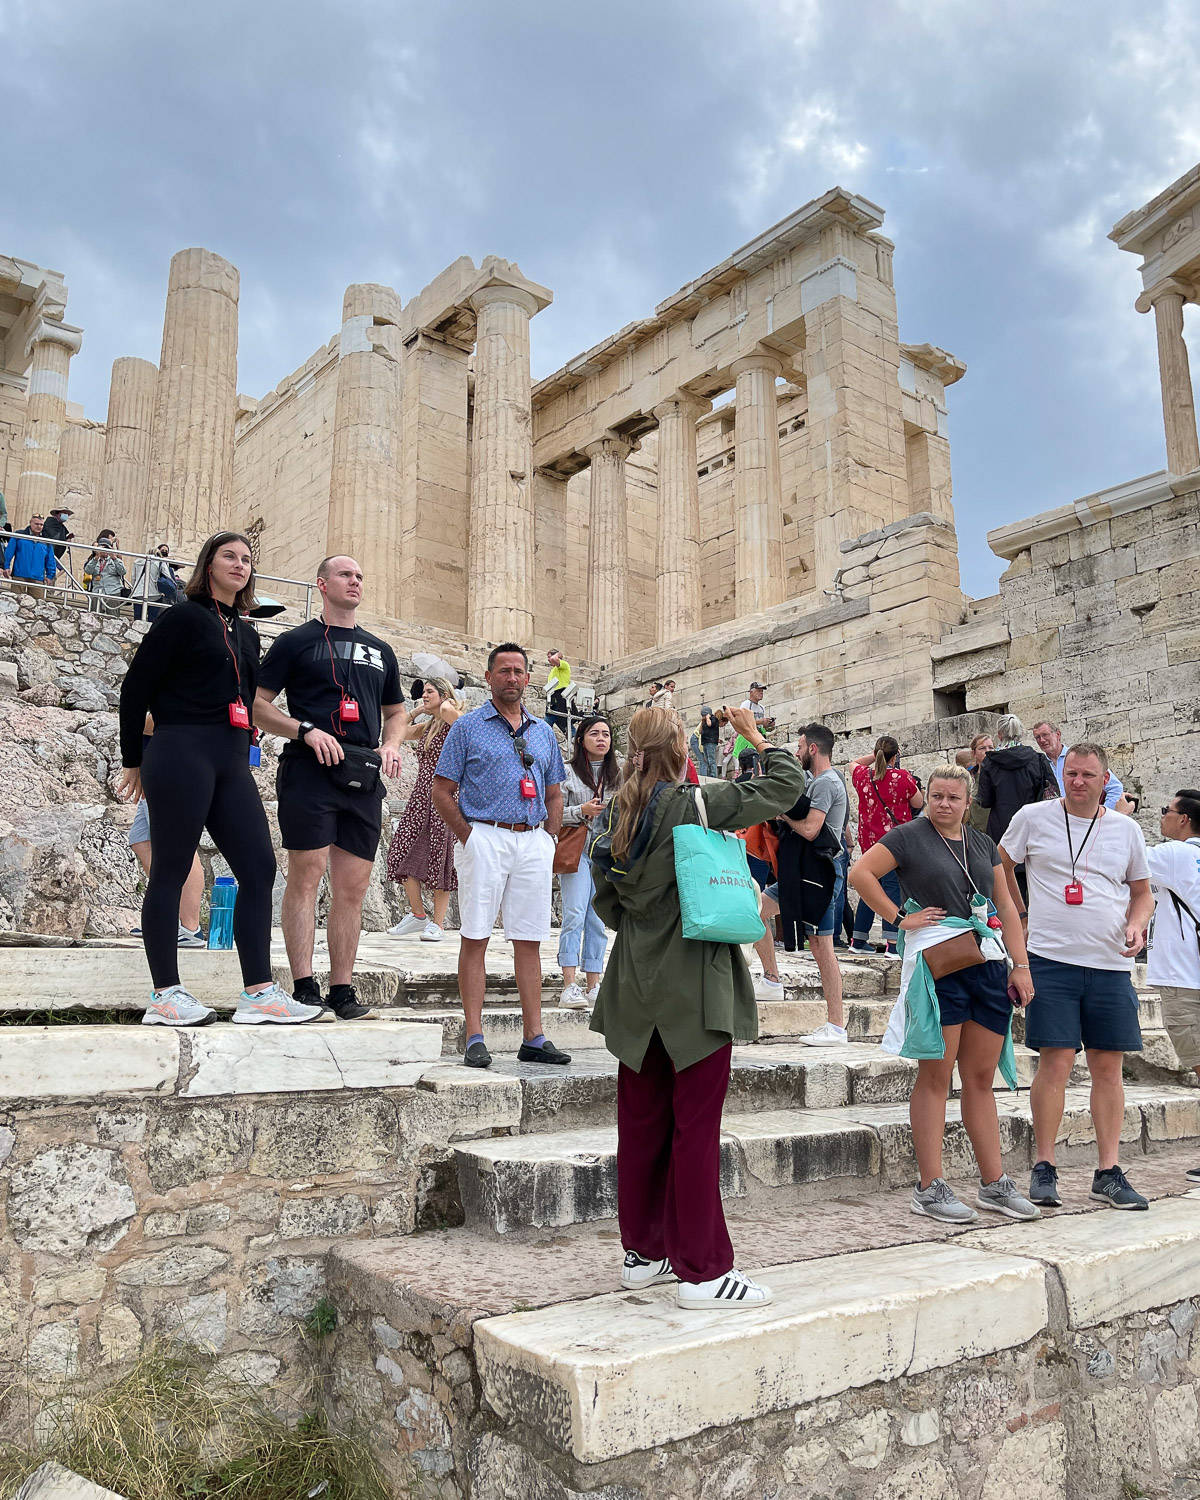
[326,743,383,795]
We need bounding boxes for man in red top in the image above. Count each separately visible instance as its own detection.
[848,736,923,955]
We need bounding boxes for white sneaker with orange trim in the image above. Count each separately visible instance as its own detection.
[232,983,324,1025]
[142,985,216,1028]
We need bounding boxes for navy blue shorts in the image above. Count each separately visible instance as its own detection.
[934,959,1012,1037]
[1024,953,1142,1053]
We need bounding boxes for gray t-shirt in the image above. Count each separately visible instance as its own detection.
[879,818,1001,919]
[807,768,848,845]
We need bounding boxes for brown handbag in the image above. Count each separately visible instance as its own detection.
[553,822,589,874]
[923,929,985,980]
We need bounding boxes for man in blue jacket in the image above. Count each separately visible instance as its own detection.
[2,515,57,596]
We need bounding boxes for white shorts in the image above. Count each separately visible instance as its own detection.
[454,822,555,942]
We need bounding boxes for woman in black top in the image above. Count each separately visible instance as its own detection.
[117,532,320,1028]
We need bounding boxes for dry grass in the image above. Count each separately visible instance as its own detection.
[0,1341,403,1500]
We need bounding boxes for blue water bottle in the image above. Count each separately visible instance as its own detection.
[207,876,237,950]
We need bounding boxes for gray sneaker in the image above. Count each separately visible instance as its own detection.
[911,1178,978,1223]
[232,983,324,1025]
[1029,1159,1062,1207]
[977,1173,1042,1221]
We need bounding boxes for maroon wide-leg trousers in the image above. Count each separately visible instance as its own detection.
[616,1029,734,1283]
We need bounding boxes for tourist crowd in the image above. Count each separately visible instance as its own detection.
[7,515,1186,1316]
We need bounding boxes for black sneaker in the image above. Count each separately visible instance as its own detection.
[293,976,322,1004]
[1186,1167,1200,1184]
[326,986,377,1021]
[517,1037,572,1065]
[1090,1165,1149,1211]
[464,1039,492,1069]
[1029,1160,1062,1207]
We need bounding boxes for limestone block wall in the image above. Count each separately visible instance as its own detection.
[0,1050,501,1426]
[0,383,26,506]
[231,344,338,587]
[936,476,1200,824]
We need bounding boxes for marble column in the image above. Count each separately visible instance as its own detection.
[327,283,405,617]
[100,357,158,547]
[15,320,83,520]
[55,421,107,544]
[467,284,539,643]
[731,353,785,616]
[1139,282,1200,476]
[653,394,711,643]
[584,433,632,663]
[147,248,239,557]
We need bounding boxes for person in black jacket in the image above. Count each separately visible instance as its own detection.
[975,714,1058,905]
[116,531,322,1029]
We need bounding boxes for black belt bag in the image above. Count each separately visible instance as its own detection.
[325,744,383,795]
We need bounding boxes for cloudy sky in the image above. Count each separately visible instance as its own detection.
[3,0,1198,596]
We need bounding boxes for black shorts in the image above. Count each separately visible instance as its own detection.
[933,959,1013,1037]
[276,755,383,862]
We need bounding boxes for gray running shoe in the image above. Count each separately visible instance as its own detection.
[911,1178,978,1223]
[1029,1160,1062,1206]
[977,1174,1041,1221]
[1090,1165,1149,1211]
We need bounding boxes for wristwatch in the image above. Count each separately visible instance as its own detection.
[296,720,316,742]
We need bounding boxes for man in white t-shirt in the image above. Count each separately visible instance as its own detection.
[1145,792,1200,1155]
[1000,743,1153,1212]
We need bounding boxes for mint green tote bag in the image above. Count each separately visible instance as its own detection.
[672,788,767,943]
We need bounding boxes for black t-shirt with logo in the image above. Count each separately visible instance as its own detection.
[258,620,402,757]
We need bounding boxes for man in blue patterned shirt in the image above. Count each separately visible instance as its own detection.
[433,643,570,1069]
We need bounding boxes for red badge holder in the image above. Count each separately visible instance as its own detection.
[339,698,360,723]
[228,700,250,730]
[519,775,537,800]
[1065,881,1084,906]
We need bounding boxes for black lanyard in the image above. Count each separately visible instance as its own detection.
[1063,801,1100,882]
[500,711,534,770]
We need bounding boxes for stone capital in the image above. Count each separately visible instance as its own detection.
[25,319,82,360]
[584,432,633,463]
[468,261,551,321]
[652,393,712,423]
[730,353,783,380]
[1136,277,1197,314]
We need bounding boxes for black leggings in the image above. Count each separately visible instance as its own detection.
[140,725,276,991]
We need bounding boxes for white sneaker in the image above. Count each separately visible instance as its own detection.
[753,976,784,1001]
[560,981,590,1010]
[677,1267,773,1310]
[585,983,601,1006]
[388,913,428,938]
[177,923,206,949]
[419,921,444,943]
[621,1251,675,1289]
[142,985,216,1027]
[232,983,324,1025]
[800,1021,848,1047]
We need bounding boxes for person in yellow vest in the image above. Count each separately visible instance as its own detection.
[545,648,571,735]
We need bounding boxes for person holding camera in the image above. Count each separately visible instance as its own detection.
[254,555,405,1020]
[83,530,128,614]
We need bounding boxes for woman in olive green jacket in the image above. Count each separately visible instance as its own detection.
[590,703,804,1310]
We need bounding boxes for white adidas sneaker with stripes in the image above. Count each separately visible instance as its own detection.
[677,1267,773,1310]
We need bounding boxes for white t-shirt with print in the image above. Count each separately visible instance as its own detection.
[1146,838,1200,989]
[1001,801,1150,972]
[741,698,766,721]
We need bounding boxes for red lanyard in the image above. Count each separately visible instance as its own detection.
[214,605,243,704]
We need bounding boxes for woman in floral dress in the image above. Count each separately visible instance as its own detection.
[386,678,461,942]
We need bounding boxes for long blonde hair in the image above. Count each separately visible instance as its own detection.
[611,708,687,862]
[422,677,459,745]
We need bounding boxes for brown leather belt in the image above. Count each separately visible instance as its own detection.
[472,818,540,833]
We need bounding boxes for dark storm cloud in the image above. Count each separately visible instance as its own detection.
[2,0,1198,594]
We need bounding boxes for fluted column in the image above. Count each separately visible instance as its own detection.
[327,283,404,617]
[1138,282,1200,476]
[55,421,107,543]
[101,357,158,547]
[731,354,785,616]
[16,320,82,519]
[147,248,239,557]
[653,393,711,643]
[584,433,632,663]
[468,284,538,642]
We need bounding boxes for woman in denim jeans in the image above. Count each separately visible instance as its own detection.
[558,716,621,1009]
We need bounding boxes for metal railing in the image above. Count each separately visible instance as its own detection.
[0,536,320,638]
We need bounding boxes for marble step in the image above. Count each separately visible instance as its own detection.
[454,1077,1194,1234]
[472,1196,1200,1463]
